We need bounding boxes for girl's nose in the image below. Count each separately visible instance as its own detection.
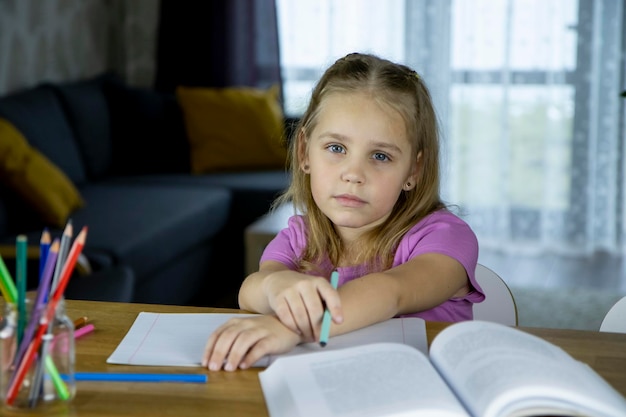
[340,160,365,184]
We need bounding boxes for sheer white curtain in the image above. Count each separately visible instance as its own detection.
[277,0,625,255]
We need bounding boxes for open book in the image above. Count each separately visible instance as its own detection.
[106,312,427,367]
[259,320,626,417]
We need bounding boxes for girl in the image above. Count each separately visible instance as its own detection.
[203,53,484,371]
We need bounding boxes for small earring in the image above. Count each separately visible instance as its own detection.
[404,182,412,191]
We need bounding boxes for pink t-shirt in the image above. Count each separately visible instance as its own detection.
[260,209,485,322]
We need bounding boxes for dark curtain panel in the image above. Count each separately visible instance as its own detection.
[155,0,282,94]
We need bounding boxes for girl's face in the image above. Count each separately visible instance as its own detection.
[302,92,418,242]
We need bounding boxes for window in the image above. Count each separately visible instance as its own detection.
[277,0,625,254]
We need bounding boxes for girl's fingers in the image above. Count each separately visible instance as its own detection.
[202,319,249,371]
[270,276,341,342]
[203,316,303,371]
[317,281,343,323]
[275,288,317,341]
[238,318,302,369]
[202,328,229,370]
[290,295,317,342]
[273,298,300,334]
[276,295,315,342]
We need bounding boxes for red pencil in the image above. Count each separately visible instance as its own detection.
[6,227,87,405]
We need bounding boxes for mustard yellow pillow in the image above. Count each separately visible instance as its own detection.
[0,118,85,227]
[176,85,287,173]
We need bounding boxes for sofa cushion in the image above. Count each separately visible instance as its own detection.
[0,85,87,184]
[69,183,231,281]
[0,118,85,228]
[52,74,114,180]
[108,171,290,285]
[104,79,190,175]
[176,85,288,173]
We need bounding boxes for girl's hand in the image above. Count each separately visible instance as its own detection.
[202,315,301,372]
[263,271,343,342]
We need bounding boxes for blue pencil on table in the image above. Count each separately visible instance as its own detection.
[63,373,208,383]
[319,270,339,347]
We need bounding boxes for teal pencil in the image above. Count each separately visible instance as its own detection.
[319,271,339,347]
[16,235,27,346]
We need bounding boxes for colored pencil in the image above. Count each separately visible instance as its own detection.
[16,235,27,346]
[52,226,86,301]
[12,240,59,373]
[73,316,89,330]
[39,228,51,283]
[0,253,17,303]
[51,220,73,294]
[6,227,87,406]
[27,336,71,407]
[31,221,75,404]
[74,323,95,339]
[319,271,339,347]
[44,354,70,400]
[68,373,208,383]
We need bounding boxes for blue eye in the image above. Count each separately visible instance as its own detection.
[373,153,390,162]
[328,144,345,154]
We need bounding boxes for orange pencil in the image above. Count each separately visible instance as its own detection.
[73,316,88,330]
[6,227,87,405]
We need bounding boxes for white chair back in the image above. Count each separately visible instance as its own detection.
[472,263,518,326]
[600,295,626,333]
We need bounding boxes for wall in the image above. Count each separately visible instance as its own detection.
[0,0,159,96]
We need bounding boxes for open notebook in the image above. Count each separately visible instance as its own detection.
[106,312,427,367]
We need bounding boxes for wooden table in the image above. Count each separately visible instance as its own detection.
[5,300,626,416]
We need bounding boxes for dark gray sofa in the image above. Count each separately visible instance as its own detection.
[0,73,289,306]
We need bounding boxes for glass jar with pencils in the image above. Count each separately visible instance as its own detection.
[0,296,76,412]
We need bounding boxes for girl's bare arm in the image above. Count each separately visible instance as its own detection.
[238,253,469,339]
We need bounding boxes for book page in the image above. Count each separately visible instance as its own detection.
[429,321,626,417]
[106,312,427,367]
[260,343,469,417]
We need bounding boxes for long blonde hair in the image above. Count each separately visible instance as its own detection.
[275,53,444,274]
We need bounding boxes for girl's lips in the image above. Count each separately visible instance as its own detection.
[334,194,366,207]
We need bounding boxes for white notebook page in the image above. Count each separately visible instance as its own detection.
[106,312,427,367]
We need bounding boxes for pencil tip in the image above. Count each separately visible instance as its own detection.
[319,342,327,348]
[77,227,88,242]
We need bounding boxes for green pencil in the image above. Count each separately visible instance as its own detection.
[0,254,17,303]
